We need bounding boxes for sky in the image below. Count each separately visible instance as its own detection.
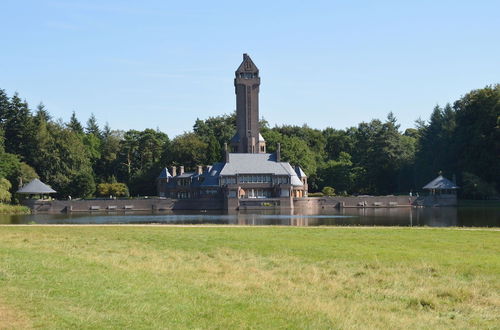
[1,0,499,137]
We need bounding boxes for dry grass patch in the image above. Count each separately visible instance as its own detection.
[0,299,31,329]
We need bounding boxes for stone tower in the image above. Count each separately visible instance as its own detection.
[230,53,266,153]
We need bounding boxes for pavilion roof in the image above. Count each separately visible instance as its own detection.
[17,179,56,194]
[422,175,459,190]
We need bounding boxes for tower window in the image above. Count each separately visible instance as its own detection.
[240,73,254,79]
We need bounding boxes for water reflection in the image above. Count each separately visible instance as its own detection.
[1,206,498,227]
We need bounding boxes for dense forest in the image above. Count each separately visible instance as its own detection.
[0,85,498,202]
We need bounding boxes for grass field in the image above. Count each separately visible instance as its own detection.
[0,226,498,329]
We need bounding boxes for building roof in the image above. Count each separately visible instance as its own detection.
[423,175,459,190]
[295,166,307,178]
[236,53,259,73]
[220,153,303,187]
[177,172,195,179]
[17,179,56,194]
[193,162,224,187]
[157,167,172,179]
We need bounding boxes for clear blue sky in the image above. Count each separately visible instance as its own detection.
[1,0,499,137]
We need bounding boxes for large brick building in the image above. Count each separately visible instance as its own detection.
[157,54,308,210]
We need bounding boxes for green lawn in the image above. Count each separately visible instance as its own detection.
[0,226,498,329]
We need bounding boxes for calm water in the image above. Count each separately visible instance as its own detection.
[1,206,499,227]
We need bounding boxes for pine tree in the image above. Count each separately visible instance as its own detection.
[3,93,35,160]
[0,89,10,128]
[34,102,51,125]
[85,113,101,137]
[67,111,84,134]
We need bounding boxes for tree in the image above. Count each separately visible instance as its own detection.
[318,152,357,194]
[68,171,95,198]
[206,134,221,163]
[193,113,236,147]
[85,113,101,137]
[34,103,51,125]
[453,85,500,191]
[0,177,12,203]
[0,89,11,127]
[166,132,208,168]
[461,172,498,200]
[95,129,123,183]
[280,135,317,175]
[2,93,35,160]
[67,111,84,134]
[324,127,355,160]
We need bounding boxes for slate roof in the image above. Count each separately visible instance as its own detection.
[423,175,459,190]
[157,167,172,179]
[220,153,303,187]
[192,162,224,187]
[158,153,306,188]
[17,179,56,194]
[295,166,307,178]
[236,53,259,73]
[177,172,195,179]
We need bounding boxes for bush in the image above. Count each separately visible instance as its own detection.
[308,192,324,197]
[97,183,129,197]
[0,177,12,202]
[322,186,336,196]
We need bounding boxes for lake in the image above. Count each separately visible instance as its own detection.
[1,205,499,227]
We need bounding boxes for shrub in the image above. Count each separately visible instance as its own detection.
[97,183,129,197]
[322,186,336,196]
[0,177,12,203]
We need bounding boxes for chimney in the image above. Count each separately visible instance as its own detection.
[179,166,184,175]
[197,165,203,175]
[276,143,281,162]
[171,166,177,177]
[224,143,229,163]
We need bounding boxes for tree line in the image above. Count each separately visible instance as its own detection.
[0,85,498,201]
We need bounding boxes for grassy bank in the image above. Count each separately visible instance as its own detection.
[0,204,30,215]
[0,226,498,329]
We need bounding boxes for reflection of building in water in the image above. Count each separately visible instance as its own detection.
[157,54,308,210]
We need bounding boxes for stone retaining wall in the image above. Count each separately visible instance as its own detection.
[25,198,223,214]
[294,196,418,210]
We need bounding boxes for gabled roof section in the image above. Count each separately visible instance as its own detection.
[236,53,259,73]
[157,167,172,179]
[192,162,224,187]
[423,175,459,190]
[17,179,56,194]
[295,166,307,178]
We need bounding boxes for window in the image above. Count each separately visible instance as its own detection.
[239,175,272,183]
[222,177,236,185]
